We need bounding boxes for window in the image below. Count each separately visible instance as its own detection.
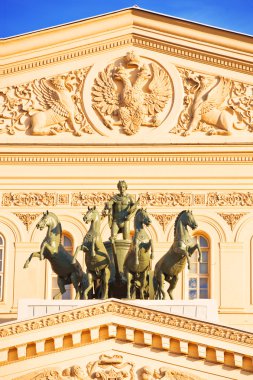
[188,235,210,300]
[51,233,74,300]
[0,235,5,301]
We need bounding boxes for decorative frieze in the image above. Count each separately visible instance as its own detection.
[71,192,113,207]
[207,192,253,207]
[2,192,57,207]
[218,213,246,230]
[3,192,253,209]
[2,34,253,77]
[1,301,253,346]
[139,192,192,207]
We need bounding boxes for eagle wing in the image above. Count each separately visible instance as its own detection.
[33,79,69,117]
[92,64,119,115]
[201,77,231,114]
[144,63,172,115]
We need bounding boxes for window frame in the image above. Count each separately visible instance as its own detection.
[187,232,210,300]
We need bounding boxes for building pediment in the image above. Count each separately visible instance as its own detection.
[1,7,253,159]
[0,300,253,379]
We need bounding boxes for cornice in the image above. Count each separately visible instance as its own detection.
[0,151,253,165]
[1,300,253,346]
[1,33,253,79]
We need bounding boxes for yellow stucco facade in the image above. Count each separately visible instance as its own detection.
[0,7,253,378]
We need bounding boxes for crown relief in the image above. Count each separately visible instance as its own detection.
[91,51,173,135]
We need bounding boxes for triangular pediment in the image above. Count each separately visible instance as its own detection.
[1,299,253,379]
[1,7,253,157]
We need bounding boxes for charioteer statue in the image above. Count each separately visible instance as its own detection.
[102,180,140,246]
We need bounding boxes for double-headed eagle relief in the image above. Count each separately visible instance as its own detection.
[1,51,253,139]
[92,52,172,135]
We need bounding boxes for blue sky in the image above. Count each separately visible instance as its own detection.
[1,0,253,38]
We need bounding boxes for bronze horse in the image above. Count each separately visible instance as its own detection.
[72,206,111,299]
[124,208,154,299]
[153,210,201,300]
[23,211,85,299]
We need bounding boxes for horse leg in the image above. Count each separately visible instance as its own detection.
[167,275,178,300]
[72,245,83,264]
[126,271,133,299]
[156,272,166,300]
[101,267,110,299]
[23,251,41,268]
[70,272,80,300]
[53,276,66,300]
[83,272,94,300]
[139,272,146,299]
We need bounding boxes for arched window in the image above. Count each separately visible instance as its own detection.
[188,234,210,300]
[0,234,5,301]
[51,232,74,300]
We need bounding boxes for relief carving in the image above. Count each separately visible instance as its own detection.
[2,192,57,207]
[172,69,252,136]
[14,213,41,230]
[87,354,135,380]
[218,213,246,230]
[71,192,113,206]
[151,214,177,231]
[92,51,172,135]
[139,193,192,207]
[207,192,253,207]
[0,67,92,136]
[141,367,205,380]
[13,365,85,380]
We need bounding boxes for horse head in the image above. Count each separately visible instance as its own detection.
[134,208,151,228]
[180,210,198,230]
[36,210,50,230]
[83,206,99,224]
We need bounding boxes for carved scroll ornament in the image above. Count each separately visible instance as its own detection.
[141,367,205,380]
[171,68,253,136]
[13,365,85,380]
[0,67,92,136]
[92,51,172,135]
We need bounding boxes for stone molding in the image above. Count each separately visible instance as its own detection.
[2,34,253,78]
[3,192,253,208]
[0,152,252,164]
[0,300,253,346]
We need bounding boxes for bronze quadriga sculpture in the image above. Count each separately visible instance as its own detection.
[72,206,111,299]
[153,210,201,300]
[124,208,154,299]
[24,211,85,299]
